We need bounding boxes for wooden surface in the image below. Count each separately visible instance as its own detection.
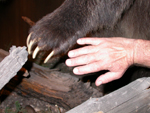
[0,46,28,90]
[14,63,102,110]
[0,48,102,110]
[67,77,150,113]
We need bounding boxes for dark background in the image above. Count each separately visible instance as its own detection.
[0,0,64,51]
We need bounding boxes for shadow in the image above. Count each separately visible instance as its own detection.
[79,66,150,95]
[103,66,150,94]
[0,60,33,102]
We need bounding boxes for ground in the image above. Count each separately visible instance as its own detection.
[0,91,67,113]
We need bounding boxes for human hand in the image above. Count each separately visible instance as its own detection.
[66,38,135,86]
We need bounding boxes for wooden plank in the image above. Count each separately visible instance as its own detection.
[67,77,150,113]
[108,89,150,113]
[0,46,28,90]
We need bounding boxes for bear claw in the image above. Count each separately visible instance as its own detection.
[44,51,54,63]
[32,47,40,59]
[27,32,55,63]
[26,32,32,47]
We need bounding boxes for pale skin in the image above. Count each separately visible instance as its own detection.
[65,37,150,86]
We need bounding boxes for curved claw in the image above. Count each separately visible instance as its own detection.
[32,47,40,59]
[28,40,34,54]
[26,32,33,47]
[44,51,54,63]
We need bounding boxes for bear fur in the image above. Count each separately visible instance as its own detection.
[28,0,150,56]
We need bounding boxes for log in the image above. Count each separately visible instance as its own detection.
[67,77,150,113]
[0,48,102,110]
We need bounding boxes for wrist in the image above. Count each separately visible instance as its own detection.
[133,39,150,67]
[124,38,136,66]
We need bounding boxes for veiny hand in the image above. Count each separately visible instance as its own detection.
[66,37,136,86]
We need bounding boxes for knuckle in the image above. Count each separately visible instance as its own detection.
[93,63,101,71]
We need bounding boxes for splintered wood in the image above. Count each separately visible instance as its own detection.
[0,46,28,89]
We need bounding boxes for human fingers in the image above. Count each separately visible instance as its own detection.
[68,45,99,58]
[66,53,98,66]
[72,61,107,75]
[77,38,104,45]
[95,71,124,86]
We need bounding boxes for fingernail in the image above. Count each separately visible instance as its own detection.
[73,68,78,74]
[96,81,102,86]
[68,51,74,57]
[66,59,71,66]
[77,39,82,44]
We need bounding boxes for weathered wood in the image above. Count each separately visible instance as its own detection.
[67,77,150,113]
[0,48,102,110]
[14,63,102,110]
[0,46,28,90]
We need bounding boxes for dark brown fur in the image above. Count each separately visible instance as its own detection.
[29,0,144,55]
